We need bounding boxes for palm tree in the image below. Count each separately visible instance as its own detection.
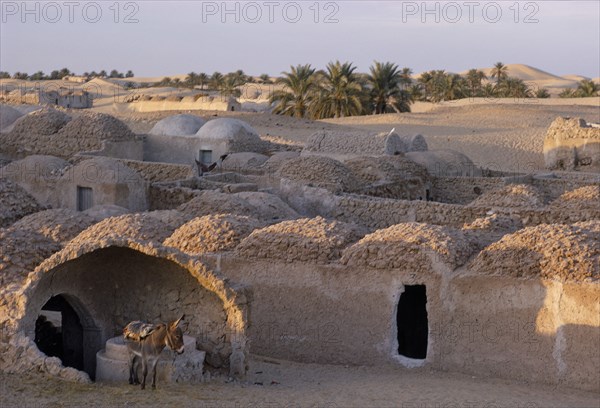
[185,72,198,87]
[220,76,242,98]
[210,72,224,90]
[269,64,317,118]
[465,68,487,96]
[496,77,531,98]
[490,62,508,84]
[576,79,599,97]
[197,73,208,89]
[311,61,365,119]
[441,74,466,101]
[368,61,411,114]
[259,74,271,84]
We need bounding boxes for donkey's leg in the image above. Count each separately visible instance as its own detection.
[132,355,141,385]
[128,352,136,385]
[141,356,148,390]
[150,358,159,390]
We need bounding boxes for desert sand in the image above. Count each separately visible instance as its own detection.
[1,356,599,408]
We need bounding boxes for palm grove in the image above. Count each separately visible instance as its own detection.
[268,61,598,120]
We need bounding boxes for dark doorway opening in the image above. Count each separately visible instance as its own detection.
[396,284,428,359]
[35,295,84,371]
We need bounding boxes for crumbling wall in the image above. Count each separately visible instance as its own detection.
[543,117,600,171]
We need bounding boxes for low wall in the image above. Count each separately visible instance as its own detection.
[114,97,239,113]
[116,159,193,183]
[431,176,506,204]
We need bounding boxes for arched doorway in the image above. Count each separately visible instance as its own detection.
[34,294,101,379]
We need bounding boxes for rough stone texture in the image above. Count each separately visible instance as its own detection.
[341,222,475,270]
[0,178,43,227]
[549,185,600,212]
[345,156,430,185]
[221,152,269,172]
[178,190,298,222]
[345,155,430,199]
[11,209,95,245]
[1,110,137,159]
[461,214,524,250]
[544,117,600,171]
[0,104,23,132]
[118,159,193,182]
[303,130,408,158]
[467,184,545,209]
[144,209,194,230]
[149,114,207,136]
[236,217,362,264]
[8,108,71,136]
[405,149,478,177]
[165,214,263,256]
[277,156,362,193]
[70,213,176,246]
[0,227,61,287]
[470,221,600,282]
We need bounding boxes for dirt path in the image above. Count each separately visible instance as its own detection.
[1,356,598,408]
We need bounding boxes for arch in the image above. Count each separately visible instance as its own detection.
[12,238,250,379]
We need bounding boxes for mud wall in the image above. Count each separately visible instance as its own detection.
[220,256,599,391]
[22,247,231,375]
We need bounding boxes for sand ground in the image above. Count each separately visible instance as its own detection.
[113,101,599,174]
[1,356,598,408]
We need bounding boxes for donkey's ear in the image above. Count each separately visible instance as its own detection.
[173,315,185,327]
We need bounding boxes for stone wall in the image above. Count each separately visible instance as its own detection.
[430,176,506,204]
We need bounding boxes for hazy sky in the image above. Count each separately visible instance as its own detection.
[1,1,599,77]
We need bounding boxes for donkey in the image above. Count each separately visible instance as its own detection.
[195,154,228,176]
[123,315,185,390]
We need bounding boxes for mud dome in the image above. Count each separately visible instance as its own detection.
[1,230,250,382]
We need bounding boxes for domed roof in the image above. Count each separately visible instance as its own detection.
[0,105,23,132]
[196,118,259,141]
[470,221,600,282]
[57,112,136,142]
[69,213,174,246]
[549,186,600,212]
[0,226,61,287]
[276,156,361,193]
[341,222,475,270]
[0,178,43,227]
[164,214,263,255]
[178,190,298,222]
[344,155,430,185]
[149,114,206,136]
[9,107,71,136]
[468,184,545,209]
[405,149,477,177]
[11,209,95,245]
[236,216,362,264]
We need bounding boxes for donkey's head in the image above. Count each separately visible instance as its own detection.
[166,315,185,354]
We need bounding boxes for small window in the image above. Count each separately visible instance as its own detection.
[76,186,93,211]
[199,150,212,164]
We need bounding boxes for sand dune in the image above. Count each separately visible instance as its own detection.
[562,74,590,82]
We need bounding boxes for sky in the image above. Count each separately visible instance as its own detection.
[1,1,599,78]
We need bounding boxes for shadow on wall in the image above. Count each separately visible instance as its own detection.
[543,142,600,172]
[23,247,237,380]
